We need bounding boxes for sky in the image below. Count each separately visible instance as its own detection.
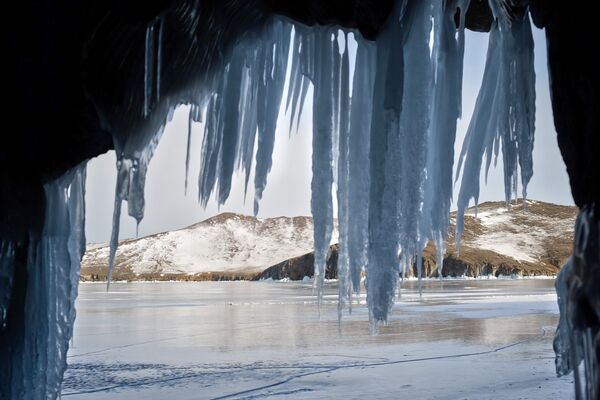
[85,25,573,244]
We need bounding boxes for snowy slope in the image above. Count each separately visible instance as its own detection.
[82,213,338,279]
[81,200,576,281]
[455,200,576,265]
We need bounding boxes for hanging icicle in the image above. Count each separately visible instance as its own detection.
[397,0,434,293]
[309,28,337,306]
[347,38,375,298]
[455,1,535,250]
[336,32,351,319]
[422,0,470,278]
[365,0,406,326]
[253,20,292,216]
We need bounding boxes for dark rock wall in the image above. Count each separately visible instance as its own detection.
[254,244,339,280]
[530,1,600,217]
[256,243,561,281]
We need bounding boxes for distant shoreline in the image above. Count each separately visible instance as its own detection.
[80,274,558,283]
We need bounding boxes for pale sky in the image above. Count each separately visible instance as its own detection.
[85,26,573,244]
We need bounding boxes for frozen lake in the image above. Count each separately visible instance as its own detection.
[63,279,574,399]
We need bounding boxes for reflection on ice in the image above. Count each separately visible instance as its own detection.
[63,280,573,399]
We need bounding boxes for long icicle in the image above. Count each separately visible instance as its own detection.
[347,38,375,299]
[366,0,406,326]
[311,28,336,308]
[253,21,292,216]
[397,0,434,295]
[422,0,470,279]
[336,32,351,320]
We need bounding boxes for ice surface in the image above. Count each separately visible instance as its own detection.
[62,280,572,400]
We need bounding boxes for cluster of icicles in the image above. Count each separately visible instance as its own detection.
[0,1,540,399]
[108,0,536,326]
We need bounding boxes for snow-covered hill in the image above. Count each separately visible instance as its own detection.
[81,200,576,281]
[458,200,576,263]
[424,199,577,277]
[81,213,338,280]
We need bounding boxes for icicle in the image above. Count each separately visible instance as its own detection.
[253,21,292,216]
[310,27,336,307]
[184,106,194,195]
[286,27,304,133]
[347,38,375,296]
[286,28,300,112]
[108,122,164,288]
[397,0,434,281]
[422,0,470,278]
[108,158,129,289]
[216,51,245,205]
[192,18,291,211]
[435,230,444,280]
[106,18,164,272]
[296,76,311,131]
[336,32,351,320]
[238,59,259,200]
[331,32,342,185]
[185,104,203,194]
[455,2,535,249]
[294,29,315,131]
[416,252,423,296]
[365,0,406,326]
[198,94,221,207]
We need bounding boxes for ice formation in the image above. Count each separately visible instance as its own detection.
[1,0,545,398]
[0,165,86,398]
[308,28,338,306]
[454,2,536,250]
[104,0,536,325]
[346,39,375,304]
[424,0,469,279]
[554,206,600,400]
[336,32,352,318]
